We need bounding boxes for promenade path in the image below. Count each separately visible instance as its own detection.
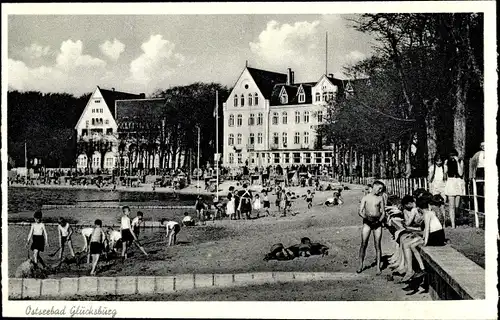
[8,183,430,300]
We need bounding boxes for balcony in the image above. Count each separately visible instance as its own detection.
[247,143,255,151]
[270,143,279,150]
[301,144,311,150]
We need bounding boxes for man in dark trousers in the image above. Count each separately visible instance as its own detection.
[238,183,253,219]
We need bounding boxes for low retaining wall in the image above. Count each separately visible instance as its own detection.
[42,204,194,210]
[418,245,485,300]
[8,272,367,299]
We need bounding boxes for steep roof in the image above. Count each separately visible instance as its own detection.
[98,86,144,117]
[115,99,166,129]
[270,83,313,106]
[247,67,287,99]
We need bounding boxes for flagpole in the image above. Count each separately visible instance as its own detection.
[25,140,28,178]
[215,90,219,200]
[197,125,200,196]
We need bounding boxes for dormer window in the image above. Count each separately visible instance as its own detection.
[280,93,288,104]
[298,93,305,103]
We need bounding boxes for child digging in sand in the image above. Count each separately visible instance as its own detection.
[89,219,107,276]
[25,210,49,270]
[357,180,386,275]
[120,206,148,261]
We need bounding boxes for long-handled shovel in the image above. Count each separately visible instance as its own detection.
[48,246,61,258]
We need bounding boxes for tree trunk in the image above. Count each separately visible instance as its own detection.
[404,138,412,178]
[454,64,468,160]
[361,153,365,178]
[425,99,439,170]
[371,153,377,177]
[379,148,386,179]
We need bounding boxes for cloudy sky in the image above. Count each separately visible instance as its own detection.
[8,14,376,96]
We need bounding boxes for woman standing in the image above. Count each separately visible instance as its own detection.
[444,149,465,228]
[428,154,446,196]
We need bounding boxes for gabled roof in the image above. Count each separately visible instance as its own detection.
[115,98,166,129]
[98,86,144,117]
[247,67,287,99]
[270,83,313,106]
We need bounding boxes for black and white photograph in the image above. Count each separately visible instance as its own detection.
[1,2,497,319]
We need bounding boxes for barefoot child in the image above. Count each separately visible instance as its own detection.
[57,217,75,261]
[226,193,236,220]
[25,210,49,269]
[161,219,181,246]
[120,206,148,260]
[131,211,144,239]
[305,190,314,209]
[262,191,271,216]
[253,194,262,218]
[89,219,107,275]
[357,180,386,275]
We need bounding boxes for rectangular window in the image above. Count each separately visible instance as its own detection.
[295,111,300,124]
[284,153,290,163]
[298,93,305,103]
[92,118,95,125]
[305,152,311,164]
[255,95,259,106]
[257,133,263,144]
[105,119,109,125]
[293,153,301,163]
[294,132,300,144]
[86,120,89,127]
[237,153,242,164]
[317,111,323,123]
[315,152,322,164]
[95,99,101,103]
[273,133,279,146]
[274,153,280,164]
[229,153,234,164]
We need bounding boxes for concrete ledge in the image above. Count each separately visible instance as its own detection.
[155,276,175,293]
[116,276,137,295]
[418,245,485,300]
[175,274,195,291]
[78,277,98,296]
[60,277,78,296]
[22,278,41,299]
[41,279,60,297]
[137,276,156,294]
[98,277,117,296]
[9,279,23,299]
[9,271,371,299]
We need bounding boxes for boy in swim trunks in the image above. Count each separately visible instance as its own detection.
[57,217,75,261]
[26,210,49,269]
[357,180,386,275]
[305,190,314,209]
[131,211,144,239]
[120,206,148,261]
[89,219,107,276]
[161,219,181,246]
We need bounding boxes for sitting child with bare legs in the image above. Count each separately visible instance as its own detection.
[357,180,386,275]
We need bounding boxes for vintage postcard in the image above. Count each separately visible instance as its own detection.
[1,1,497,319]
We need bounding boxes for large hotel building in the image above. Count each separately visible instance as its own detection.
[222,66,353,168]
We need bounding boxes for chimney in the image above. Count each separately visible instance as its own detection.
[112,87,115,91]
[139,93,145,99]
[291,71,295,85]
[287,68,292,85]
[328,73,334,78]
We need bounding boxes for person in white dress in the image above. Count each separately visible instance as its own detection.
[226,193,236,220]
[428,155,446,196]
[253,194,262,218]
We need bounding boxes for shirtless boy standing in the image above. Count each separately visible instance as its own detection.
[357,180,386,275]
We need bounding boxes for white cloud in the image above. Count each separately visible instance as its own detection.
[127,35,186,91]
[22,43,52,59]
[250,20,321,67]
[8,39,107,94]
[344,50,366,64]
[100,39,125,61]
